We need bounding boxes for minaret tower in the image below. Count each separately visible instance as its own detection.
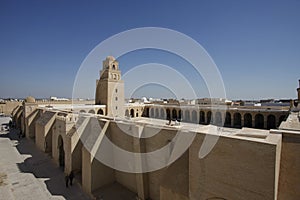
[95,56,124,117]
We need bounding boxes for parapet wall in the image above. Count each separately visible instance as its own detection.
[0,101,22,115]
[86,118,282,200]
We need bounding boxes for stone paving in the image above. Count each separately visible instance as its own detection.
[0,117,91,200]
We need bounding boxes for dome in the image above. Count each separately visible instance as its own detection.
[141,97,148,102]
[25,96,36,103]
[106,56,115,61]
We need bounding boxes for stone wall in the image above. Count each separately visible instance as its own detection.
[277,131,300,200]
[35,111,56,152]
[189,133,281,200]
[0,101,21,115]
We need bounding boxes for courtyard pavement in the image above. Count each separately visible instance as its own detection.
[0,117,91,200]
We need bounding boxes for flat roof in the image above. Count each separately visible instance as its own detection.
[111,116,278,144]
[38,104,106,109]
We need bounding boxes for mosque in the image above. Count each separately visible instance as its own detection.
[11,56,300,200]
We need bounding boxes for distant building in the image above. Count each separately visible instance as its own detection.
[50,96,69,101]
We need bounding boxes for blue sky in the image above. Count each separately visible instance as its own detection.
[0,0,299,100]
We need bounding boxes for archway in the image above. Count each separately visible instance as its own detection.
[199,111,205,124]
[172,109,177,120]
[166,109,170,120]
[215,112,222,126]
[267,115,276,129]
[150,108,154,118]
[207,111,212,124]
[233,113,241,127]
[130,109,135,118]
[97,109,104,115]
[244,113,252,128]
[155,108,159,118]
[278,115,286,127]
[192,110,197,123]
[184,110,190,122]
[225,112,231,127]
[144,107,150,117]
[58,135,64,167]
[178,110,182,121]
[255,114,264,129]
[160,108,165,119]
[88,110,95,114]
[79,110,86,113]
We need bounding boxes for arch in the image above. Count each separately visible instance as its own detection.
[192,110,197,123]
[125,109,130,117]
[278,115,286,127]
[150,108,154,118]
[144,107,150,117]
[172,109,177,120]
[160,108,165,119]
[199,111,205,124]
[233,113,241,127]
[215,112,222,126]
[130,109,135,118]
[58,135,64,167]
[97,109,104,115]
[244,113,252,128]
[255,114,264,129]
[112,64,116,70]
[225,112,231,127]
[166,109,171,120]
[267,114,276,129]
[88,109,95,114]
[184,110,190,122]
[79,110,86,113]
[178,110,182,121]
[136,112,139,117]
[155,108,159,118]
[207,111,212,124]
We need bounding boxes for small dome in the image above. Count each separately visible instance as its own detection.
[106,56,115,61]
[25,96,36,103]
[141,97,148,102]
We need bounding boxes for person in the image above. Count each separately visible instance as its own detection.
[65,174,69,188]
[69,171,74,186]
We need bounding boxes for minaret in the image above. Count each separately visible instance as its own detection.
[95,56,124,117]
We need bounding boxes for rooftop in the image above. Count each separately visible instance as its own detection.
[112,116,279,145]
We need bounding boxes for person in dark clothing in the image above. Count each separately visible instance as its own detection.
[65,174,69,187]
[69,171,74,186]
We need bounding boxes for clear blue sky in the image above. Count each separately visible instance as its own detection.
[0,0,299,100]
